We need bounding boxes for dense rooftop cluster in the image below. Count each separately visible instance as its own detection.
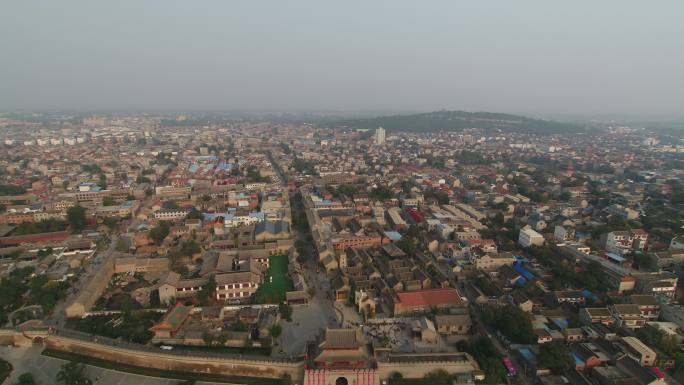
[0,112,682,385]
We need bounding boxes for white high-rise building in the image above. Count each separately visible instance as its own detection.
[375,126,386,145]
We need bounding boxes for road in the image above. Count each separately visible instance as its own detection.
[276,185,345,357]
[557,244,635,277]
[48,234,120,327]
[471,305,530,385]
[277,274,338,357]
[265,151,338,357]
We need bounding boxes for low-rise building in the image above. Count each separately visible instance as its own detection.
[610,304,646,329]
[393,288,465,315]
[579,308,614,326]
[621,336,657,366]
[215,268,262,302]
[519,226,544,248]
[631,295,660,321]
[154,209,188,221]
[149,303,193,339]
[470,252,515,271]
[434,314,472,336]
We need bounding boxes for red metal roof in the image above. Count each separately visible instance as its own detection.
[404,207,424,223]
[0,231,69,246]
[467,239,495,245]
[397,288,463,308]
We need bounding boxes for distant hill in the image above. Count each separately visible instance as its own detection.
[330,110,585,134]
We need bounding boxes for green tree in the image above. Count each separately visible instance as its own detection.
[0,184,27,195]
[396,236,417,255]
[634,253,656,271]
[278,302,293,322]
[66,206,87,232]
[538,341,574,374]
[457,336,506,384]
[424,188,449,205]
[102,196,117,206]
[163,201,180,210]
[56,362,92,385]
[15,372,36,385]
[270,323,282,338]
[493,212,505,226]
[14,219,68,235]
[29,275,68,313]
[115,238,128,252]
[481,304,536,344]
[389,372,403,383]
[201,331,214,346]
[215,332,229,346]
[149,221,170,245]
[422,369,452,385]
[197,277,216,306]
[186,209,204,220]
[103,217,118,230]
[81,164,102,174]
[369,185,392,200]
[97,174,107,189]
[180,240,201,257]
[480,357,507,385]
[281,373,292,385]
[607,216,631,231]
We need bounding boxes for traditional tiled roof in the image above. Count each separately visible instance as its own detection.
[320,328,360,350]
[255,220,289,235]
[150,303,192,332]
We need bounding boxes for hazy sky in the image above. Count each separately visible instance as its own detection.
[1,1,683,117]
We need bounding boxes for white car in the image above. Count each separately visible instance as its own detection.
[159,345,174,350]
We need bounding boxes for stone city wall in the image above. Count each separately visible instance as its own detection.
[43,334,304,380]
[376,359,477,379]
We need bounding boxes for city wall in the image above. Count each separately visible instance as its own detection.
[0,329,303,381]
[376,358,479,379]
[44,335,305,380]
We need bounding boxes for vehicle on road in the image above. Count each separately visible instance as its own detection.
[503,357,517,377]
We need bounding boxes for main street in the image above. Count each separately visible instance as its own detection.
[48,234,120,327]
[471,305,530,385]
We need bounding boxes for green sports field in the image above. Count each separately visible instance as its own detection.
[255,255,294,303]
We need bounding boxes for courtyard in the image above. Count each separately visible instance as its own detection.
[255,255,293,304]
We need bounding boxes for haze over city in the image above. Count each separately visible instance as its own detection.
[1,1,683,118]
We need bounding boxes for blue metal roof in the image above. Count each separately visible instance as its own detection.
[514,264,535,281]
[582,289,598,301]
[385,231,402,241]
[572,353,584,366]
[518,348,536,362]
[552,318,569,330]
